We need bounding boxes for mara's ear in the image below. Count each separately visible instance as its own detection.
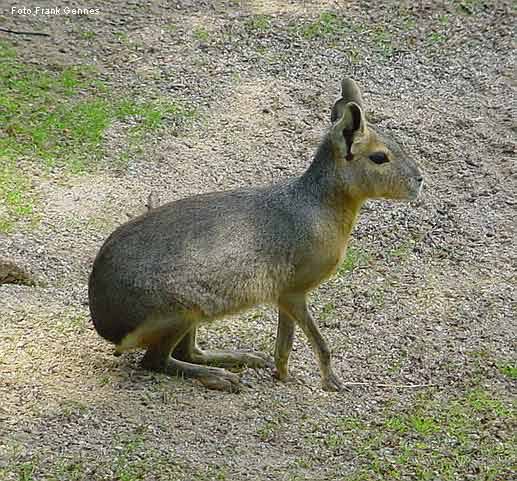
[340,78,363,107]
[331,101,368,159]
[330,98,347,123]
[330,78,363,123]
[334,101,366,134]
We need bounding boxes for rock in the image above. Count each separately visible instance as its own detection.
[0,258,36,286]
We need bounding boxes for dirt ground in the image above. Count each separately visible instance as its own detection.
[0,1,515,480]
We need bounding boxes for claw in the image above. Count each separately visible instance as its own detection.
[322,372,343,392]
[245,352,274,369]
[272,367,288,381]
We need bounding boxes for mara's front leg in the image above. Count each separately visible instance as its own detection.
[278,293,343,391]
[273,310,295,381]
[172,328,273,369]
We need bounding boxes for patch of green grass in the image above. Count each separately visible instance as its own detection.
[54,459,87,481]
[498,363,517,379]
[214,467,229,480]
[401,16,417,30]
[0,41,194,230]
[193,27,210,42]
[59,399,89,417]
[80,30,96,40]
[257,418,280,442]
[114,31,130,44]
[16,461,37,481]
[393,4,417,31]
[115,98,194,132]
[348,47,361,64]
[1,439,188,481]
[299,11,346,40]
[165,23,177,33]
[324,432,346,450]
[0,41,108,172]
[370,26,394,57]
[293,456,314,470]
[0,161,37,232]
[338,416,366,431]
[305,416,366,452]
[389,240,415,260]
[387,350,408,375]
[256,403,289,442]
[246,15,271,32]
[439,14,451,26]
[320,301,336,321]
[466,388,511,416]
[0,39,16,58]
[428,31,447,45]
[112,432,146,481]
[408,414,440,435]
[99,375,111,386]
[344,389,516,480]
[385,415,407,432]
[191,465,231,481]
[338,246,370,275]
[3,64,187,171]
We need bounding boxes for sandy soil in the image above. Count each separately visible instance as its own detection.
[0,1,515,480]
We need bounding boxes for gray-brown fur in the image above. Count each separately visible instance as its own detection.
[88,78,423,392]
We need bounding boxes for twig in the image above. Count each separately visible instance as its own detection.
[0,27,50,37]
[342,382,436,389]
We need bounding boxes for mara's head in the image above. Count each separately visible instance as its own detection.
[328,78,423,201]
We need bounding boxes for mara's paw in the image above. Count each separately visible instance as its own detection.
[322,372,343,392]
[241,351,275,369]
[198,368,241,393]
[194,349,274,369]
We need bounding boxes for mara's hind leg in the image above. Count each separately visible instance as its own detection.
[140,322,241,393]
[172,328,273,369]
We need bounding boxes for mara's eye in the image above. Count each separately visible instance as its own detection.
[369,152,389,164]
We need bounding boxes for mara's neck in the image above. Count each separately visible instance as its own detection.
[297,135,365,235]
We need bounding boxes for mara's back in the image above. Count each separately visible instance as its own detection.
[88,181,309,343]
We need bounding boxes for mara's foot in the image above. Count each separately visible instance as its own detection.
[272,365,289,381]
[188,349,274,370]
[321,371,343,392]
[196,366,241,392]
[141,355,241,393]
